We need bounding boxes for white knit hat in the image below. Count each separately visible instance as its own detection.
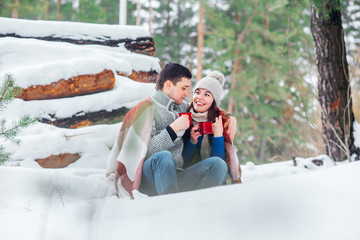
[193,71,225,106]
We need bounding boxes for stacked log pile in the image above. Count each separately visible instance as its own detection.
[0,17,160,168]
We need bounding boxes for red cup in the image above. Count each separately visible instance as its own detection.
[199,122,213,134]
[179,112,192,126]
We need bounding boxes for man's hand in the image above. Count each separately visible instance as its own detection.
[170,115,190,133]
[190,125,201,144]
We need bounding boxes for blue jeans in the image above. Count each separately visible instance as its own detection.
[140,150,228,196]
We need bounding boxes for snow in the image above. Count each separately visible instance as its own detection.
[0,17,150,40]
[1,157,360,240]
[1,18,360,240]
[354,121,360,148]
[0,37,160,88]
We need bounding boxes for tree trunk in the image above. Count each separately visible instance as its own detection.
[227,8,256,112]
[228,46,242,113]
[136,0,141,25]
[148,0,152,35]
[264,3,269,31]
[119,0,127,25]
[258,138,267,163]
[57,0,62,20]
[12,0,19,18]
[196,0,204,82]
[45,0,50,20]
[166,0,171,35]
[311,2,360,161]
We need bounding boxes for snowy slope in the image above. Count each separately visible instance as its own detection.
[0,160,359,240]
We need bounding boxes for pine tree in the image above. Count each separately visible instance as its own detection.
[77,0,106,23]
[0,74,36,164]
[204,0,315,163]
[152,0,198,69]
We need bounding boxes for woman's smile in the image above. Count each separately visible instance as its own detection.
[193,88,214,113]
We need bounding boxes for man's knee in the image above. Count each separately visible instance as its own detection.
[151,150,176,169]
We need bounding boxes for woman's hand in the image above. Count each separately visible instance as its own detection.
[213,116,223,137]
[190,125,201,144]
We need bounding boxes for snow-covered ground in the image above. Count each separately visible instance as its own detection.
[1,155,359,240]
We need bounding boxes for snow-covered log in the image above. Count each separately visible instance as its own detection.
[0,37,160,86]
[0,17,155,56]
[3,76,155,128]
[18,70,115,101]
[38,107,129,129]
[117,70,158,83]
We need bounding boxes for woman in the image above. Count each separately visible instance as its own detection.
[183,71,242,184]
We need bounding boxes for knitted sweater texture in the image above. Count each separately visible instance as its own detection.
[145,90,189,168]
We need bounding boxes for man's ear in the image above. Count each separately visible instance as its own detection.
[164,80,172,91]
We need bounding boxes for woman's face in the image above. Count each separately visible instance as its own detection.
[193,88,214,113]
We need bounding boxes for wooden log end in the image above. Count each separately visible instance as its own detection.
[35,153,81,168]
[38,107,129,129]
[124,38,156,56]
[17,69,115,101]
[117,70,158,83]
[70,120,93,128]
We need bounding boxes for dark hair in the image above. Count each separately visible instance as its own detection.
[187,101,218,146]
[188,101,218,123]
[155,62,192,90]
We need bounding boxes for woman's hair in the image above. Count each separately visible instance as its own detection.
[188,99,232,144]
[188,100,219,123]
[155,62,192,90]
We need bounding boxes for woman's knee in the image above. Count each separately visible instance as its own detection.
[207,157,228,173]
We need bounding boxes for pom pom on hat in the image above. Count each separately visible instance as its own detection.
[206,71,225,87]
[193,70,225,106]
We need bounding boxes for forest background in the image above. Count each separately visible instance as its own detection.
[1,0,360,164]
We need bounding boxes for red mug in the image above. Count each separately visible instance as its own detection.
[179,112,192,126]
[199,122,213,134]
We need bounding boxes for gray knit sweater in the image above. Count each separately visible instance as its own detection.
[145,90,189,169]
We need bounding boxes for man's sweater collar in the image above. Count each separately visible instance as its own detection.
[152,90,176,111]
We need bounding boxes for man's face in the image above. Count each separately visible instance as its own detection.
[165,77,191,105]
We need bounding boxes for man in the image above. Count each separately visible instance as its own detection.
[106,62,227,198]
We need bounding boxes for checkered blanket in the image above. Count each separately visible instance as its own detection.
[106,97,154,198]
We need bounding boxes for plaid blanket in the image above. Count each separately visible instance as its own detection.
[106,97,154,198]
[218,108,242,183]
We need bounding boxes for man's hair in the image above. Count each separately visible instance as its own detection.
[155,62,192,90]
